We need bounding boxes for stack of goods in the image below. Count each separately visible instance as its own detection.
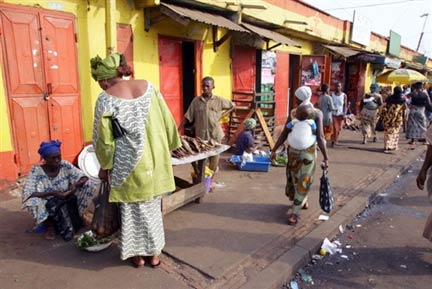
[171,136,219,159]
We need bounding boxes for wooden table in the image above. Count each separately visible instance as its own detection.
[162,145,230,215]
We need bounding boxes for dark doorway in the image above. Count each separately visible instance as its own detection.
[289,54,301,110]
[182,41,196,113]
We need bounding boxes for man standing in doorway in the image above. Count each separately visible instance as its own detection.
[178,76,235,186]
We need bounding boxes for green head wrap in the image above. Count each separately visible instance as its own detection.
[90,53,122,81]
[244,118,257,130]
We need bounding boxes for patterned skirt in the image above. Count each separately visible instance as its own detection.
[119,196,165,260]
[406,106,427,140]
[359,108,378,137]
[285,145,317,213]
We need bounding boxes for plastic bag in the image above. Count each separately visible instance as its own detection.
[91,181,120,238]
[319,169,334,213]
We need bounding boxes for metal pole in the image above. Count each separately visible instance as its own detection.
[416,13,429,52]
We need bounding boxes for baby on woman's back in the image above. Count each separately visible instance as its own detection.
[287,104,317,150]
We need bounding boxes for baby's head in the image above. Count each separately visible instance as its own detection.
[296,104,311,121]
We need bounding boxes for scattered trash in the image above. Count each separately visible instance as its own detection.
[347,234,354,240]
[346,224,354,230]
[356,224,362,228]
[353,252,357,255]
[390,225,394,229]
[318,215,329,221]
[321,238,342,255]
[408,170,413,173]
[290,280,299,289]
[298,269,314,284]
[338,224,344,234]
[324,261,334,265]
[345,245,352,249]
[319,248,327,256]
[396,175,400,178]
[337,269,343,272]
[334,240,342,246]
[400,264,407,269]
[213,182,226,188]
[312,254,323,260]
[340,255,349,259]
[368,277,375,283]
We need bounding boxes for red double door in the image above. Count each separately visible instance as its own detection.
[0,4,82,174]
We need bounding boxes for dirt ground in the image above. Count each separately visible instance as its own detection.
[282,159,432,289]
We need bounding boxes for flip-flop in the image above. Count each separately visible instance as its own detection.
[287,214,298,226]
[150,261,161,268]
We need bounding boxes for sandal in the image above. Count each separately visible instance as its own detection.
[287,214,298,226]
[302,203,309,210]
[131,256,145,268]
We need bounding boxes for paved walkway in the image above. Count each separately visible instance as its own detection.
[0,129,425,289]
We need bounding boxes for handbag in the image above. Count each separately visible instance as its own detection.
[112,117,127,139]
[91,181,120,238]
[319,169,334,213]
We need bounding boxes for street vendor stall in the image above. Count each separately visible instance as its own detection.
[163,144,230,214]
[78,142,230,215]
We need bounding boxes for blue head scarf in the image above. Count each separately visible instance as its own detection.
[370,83,379,93]
[38,140,61,159]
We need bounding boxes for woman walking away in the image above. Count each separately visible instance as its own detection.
[318,84,336,142]
[359,83,382,144]
[91,53,181,268]
[406,82,432,146]
[331,82,347,146]
[416,125,432,242]
[271,86,329,225]
[381,86,406,153]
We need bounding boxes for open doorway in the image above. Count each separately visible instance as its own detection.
[289,54,301,110]
[182,41,195,113]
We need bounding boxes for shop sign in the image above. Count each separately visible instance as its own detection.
[388,30,401,57]
[384,57,401,69]
[351,11,371,46]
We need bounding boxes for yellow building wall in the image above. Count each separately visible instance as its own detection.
[364,63,374,94]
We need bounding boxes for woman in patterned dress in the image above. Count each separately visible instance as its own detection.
[406,82,432,146]
[271,86,329,225]
[22,140,94,240]
[91,53,181,268]
[381,86,406,153]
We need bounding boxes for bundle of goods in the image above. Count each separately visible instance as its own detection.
[343,114,361,131]
[172,136,219,158]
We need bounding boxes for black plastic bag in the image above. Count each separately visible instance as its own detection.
[112,117,127,139]
[45,196,82,241]
[91,181,120,238]
[319,169,334,213]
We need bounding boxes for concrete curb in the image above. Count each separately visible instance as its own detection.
[238,147,424,289]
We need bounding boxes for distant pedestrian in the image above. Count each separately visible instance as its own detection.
[318,84,336,141]
[331,82,347,146]
[380,86,406,153]
[359,83,382,144]
[415,126,432,242]
[406,82,432,146]
[271,86,329,226]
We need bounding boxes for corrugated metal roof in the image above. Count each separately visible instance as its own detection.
[161,3,248,33]
[322,45,361,58]
[241,23,301,48]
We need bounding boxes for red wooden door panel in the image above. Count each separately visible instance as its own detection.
[232,46,256,92]
[158,36,183,125]
[117,23,133,70]
[275,52,289,125]
[0,4,83,174]
[0,7,49,172]
[40,12,82,162]
[0,9,44,95]
[11,98,50,172]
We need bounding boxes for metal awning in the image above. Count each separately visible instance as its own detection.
[241,23,301,49]
[160,3,248,33]
[322,45,361,58]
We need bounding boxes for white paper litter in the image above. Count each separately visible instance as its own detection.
[338,224,344,234]
[321,238,342,255]
[318,215,329,221]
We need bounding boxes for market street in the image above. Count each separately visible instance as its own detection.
[282,157,432,289]
[0,129,429,289]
